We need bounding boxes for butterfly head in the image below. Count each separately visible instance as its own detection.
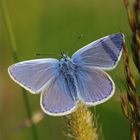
[61,52,70,61]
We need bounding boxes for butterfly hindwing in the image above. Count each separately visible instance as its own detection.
[40,73,76,116]
[75,67,114,105]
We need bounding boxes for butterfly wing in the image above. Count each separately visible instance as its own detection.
[72,33,124,70]
[8,58,59,94]
[75,67,114,105]
[40,73,76,116]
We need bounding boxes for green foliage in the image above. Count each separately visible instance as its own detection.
[0,0,133,140]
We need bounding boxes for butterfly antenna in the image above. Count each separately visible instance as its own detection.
[34,53,59,57]
[66,34,83,56]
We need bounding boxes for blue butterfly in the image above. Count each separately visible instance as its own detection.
[8,33,124,116]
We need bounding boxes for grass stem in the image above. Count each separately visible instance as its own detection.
[1,0,39,140]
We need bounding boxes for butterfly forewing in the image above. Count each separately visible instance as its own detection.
[72,33,123,70]
[8,58,59,93]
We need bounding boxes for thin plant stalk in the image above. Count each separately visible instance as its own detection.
[1,0,39,140]
[123,0,140,73]
[122,0,140,139]
[121,42,140,140]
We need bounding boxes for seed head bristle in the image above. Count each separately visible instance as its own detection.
[65,102,102,140]
[122,39,140,139]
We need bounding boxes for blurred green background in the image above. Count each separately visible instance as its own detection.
[0,0,137,140]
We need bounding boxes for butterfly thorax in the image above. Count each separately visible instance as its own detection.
[60,54,77,75]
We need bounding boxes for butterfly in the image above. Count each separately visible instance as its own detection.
[8,33,124,116]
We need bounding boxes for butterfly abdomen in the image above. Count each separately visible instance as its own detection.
[59,60,78,100]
